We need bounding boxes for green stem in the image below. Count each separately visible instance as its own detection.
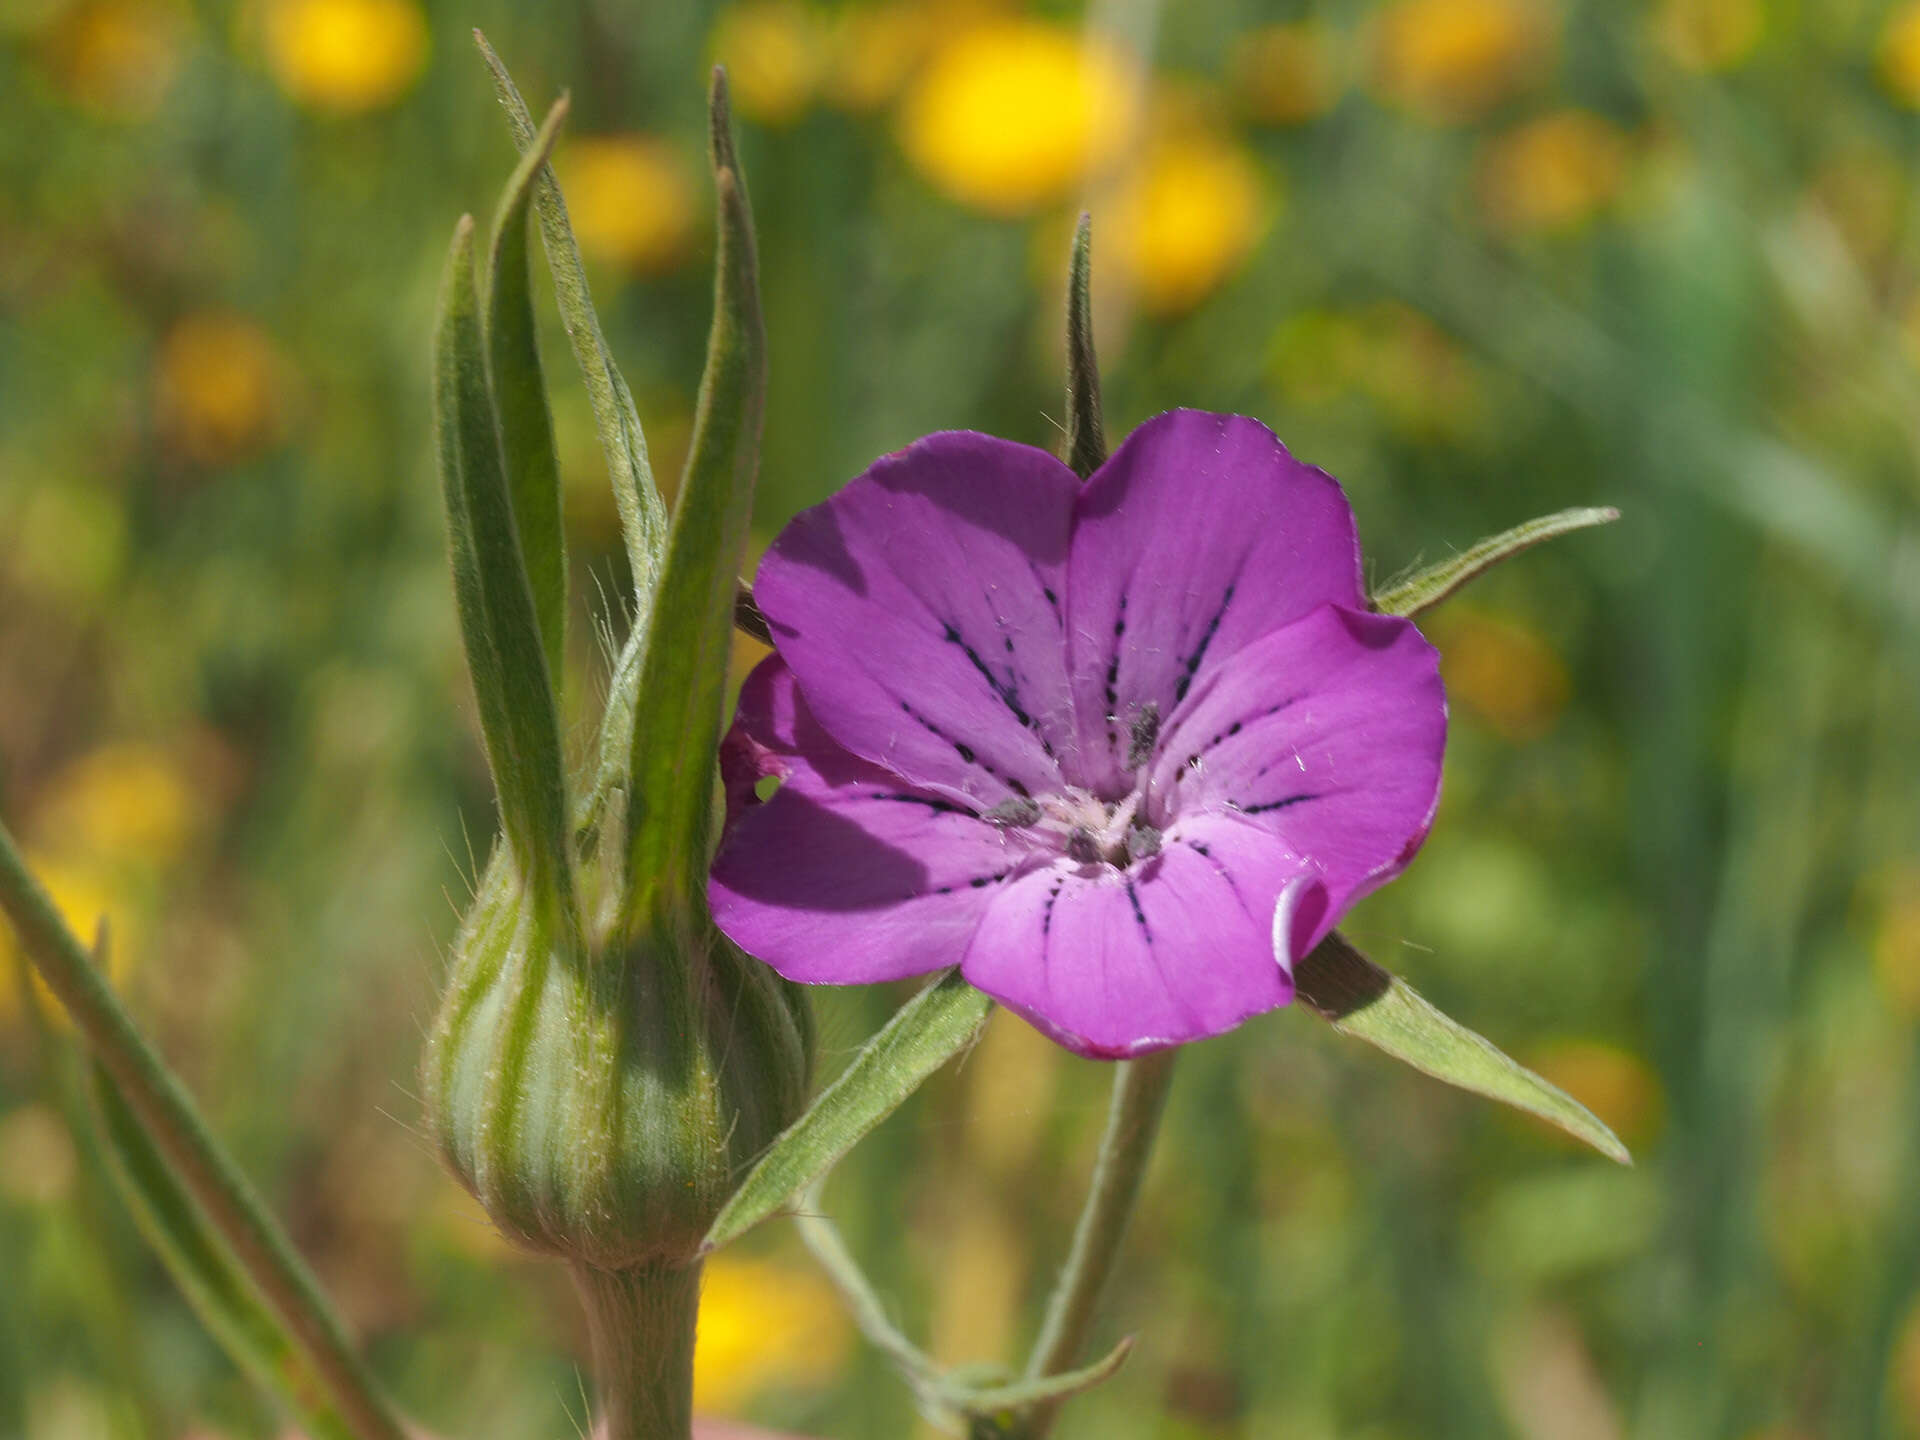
[0,822,410,1440]
[572,1262,702,1440]
[1022,1050,1178,1436]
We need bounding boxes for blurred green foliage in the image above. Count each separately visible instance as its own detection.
[3,0,1920,1437]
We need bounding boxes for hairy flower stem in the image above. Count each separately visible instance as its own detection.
[573,1262,702,1440]
[1023,1049,1178,1436]
[0,822,410,1440]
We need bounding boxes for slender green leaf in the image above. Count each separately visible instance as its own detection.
[475,31,668,618]
[624,70,765,914]
[1294,932,1630,1164]
[484,96,570,685]
[942,1337,1134,1419]
[91,1064,356,1440]
[1372,506,1620,618]
[1062,213,1105,481]
[434,215,572,903]
[705,970,994,1250]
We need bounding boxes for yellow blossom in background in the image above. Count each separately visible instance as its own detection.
[156,311,290,469]
[554,137,699,276]
[1230,22,1346,127]
[1433,605,1569,743]
[1894,1295,1920,1434]
[1654,0,1764,72]
[1881,2,1920,107]
[898,19,1138,216]
[692,1254,850,1413]
[1371,0,1550,124]
[1478,110,1627,234]
[46,0,187,120]
[713,0,826,127]
[1871,867,1920,1017]
[1526,1040,1664,1149]
[824,3,931,114]
[0,1105,79,1207]
[0,854,130,1028]
[1111,132,1267,316]
[965,1009,1062,1178]
[33,743,199,867]
[261,0,427,114]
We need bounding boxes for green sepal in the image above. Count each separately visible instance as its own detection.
[475,31,668,628]
[484,95,570,686]
[1371,506,1620,618]
[433,215,574,909]
[1295,932,1630,1164]
[704,969,993,1251]
[89,1063,356,1440]
[939,1337,1134,1431]
[1062,213,1106,481]
[623,69,766,920]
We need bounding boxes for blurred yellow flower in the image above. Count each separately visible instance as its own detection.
[261,0,427,114]
[692,1254,850,1413]
[156,311,289,469]
[1111,132,1267,316]
[0,1105,78,1207]
[824,3,931,114]
[1654,0,1764,72]
[1870,869,1920,1017]
[1882,3,1920,107]
[898,19,1138,216]
[33,743,199,867]
[1370,0,1550,124]
[1434,605,1569,743]
[713,0,826,127]
[554,137,699,276]
[1478,110,1628,234]
[0,854,129,1029]
[47,0,187,120]
[966,1009,1062,1177]
[1526,1040,1664,1149]
[1230,22,1346,127]
[1273,301,1483,439]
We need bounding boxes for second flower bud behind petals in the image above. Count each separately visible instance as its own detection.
[710,410,1446,1059]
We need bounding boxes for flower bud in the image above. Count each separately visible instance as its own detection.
[422,66,810,1272]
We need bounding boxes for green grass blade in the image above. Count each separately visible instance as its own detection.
[484,96,570,686]
[0,825,411,1440]
[475,31,667,620]
[704,970,994,1251]
[90,1064,357,1440]
[622,70,765,915]
[434,215,572,902]
[1372,507,1620,619]
[1295,932,1630,1165]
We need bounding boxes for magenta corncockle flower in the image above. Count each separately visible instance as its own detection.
[708,409,1446,1058]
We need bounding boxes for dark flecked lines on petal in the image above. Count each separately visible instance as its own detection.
[1237,792,1320,816]
[871,789,971,816]
[897,697,1032,797]
[1171,691,1308,783]
[929,867,1014,897]
[940,618,1058,759]
[1124,877,1149,938]
[1173,583,1236,705]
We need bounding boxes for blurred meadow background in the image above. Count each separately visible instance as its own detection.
[4,0,1920,1436]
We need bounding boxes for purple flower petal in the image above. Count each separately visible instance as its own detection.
[752,432,1082,807]
[960,813,1326,1057]
[1150,604,1445,912]
[1064,411,1365,793]
[709,659,1030,985]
